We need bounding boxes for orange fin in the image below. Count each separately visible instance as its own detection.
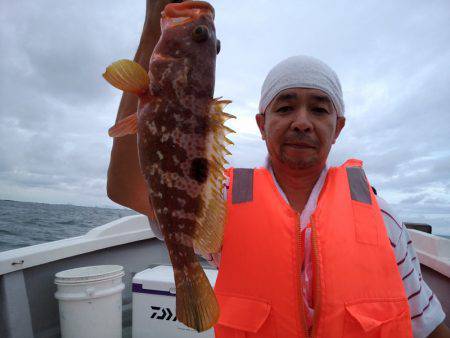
[191,97,235,255]
[103,60,149,95]
[108,113,137,137]
[174,260,220,332]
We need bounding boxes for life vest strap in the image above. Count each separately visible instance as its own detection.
[231,168,254,204]
[346,166,372,205]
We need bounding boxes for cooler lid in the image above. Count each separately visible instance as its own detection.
[133,265,218,294]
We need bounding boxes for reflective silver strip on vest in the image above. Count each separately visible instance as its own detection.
[346,167,372,205]
[232,168,254,204]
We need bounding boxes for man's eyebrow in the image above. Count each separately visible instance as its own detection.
[311,94,332,105]
[273,92,298,104]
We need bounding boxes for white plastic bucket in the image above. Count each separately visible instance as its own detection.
[54,265,125,338]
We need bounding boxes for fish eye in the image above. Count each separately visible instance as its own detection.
[192,25,209,42]
[216,39,221,54]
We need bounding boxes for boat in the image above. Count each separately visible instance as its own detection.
[0,215,448,337]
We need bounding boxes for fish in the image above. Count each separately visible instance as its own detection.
[102,0,235,332]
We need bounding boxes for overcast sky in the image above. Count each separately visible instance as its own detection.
[1,0,449,235]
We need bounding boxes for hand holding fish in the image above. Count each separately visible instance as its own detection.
[104,1,234,332]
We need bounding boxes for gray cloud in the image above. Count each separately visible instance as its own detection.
[1,0,449,234]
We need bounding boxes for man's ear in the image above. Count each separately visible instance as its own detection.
[332,116,345,144]
[255,113,266,140]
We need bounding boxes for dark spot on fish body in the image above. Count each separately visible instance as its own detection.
[190,157,209,184]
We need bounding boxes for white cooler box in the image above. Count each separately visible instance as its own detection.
[132,265,218,338]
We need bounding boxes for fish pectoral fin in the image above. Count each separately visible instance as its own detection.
[193,199,226,255]
[103,59,150,95]
[108,113,138,137]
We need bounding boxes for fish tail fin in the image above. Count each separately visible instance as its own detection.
[108,112,137,137]
[175,261,219,332]
[103,59,149,95]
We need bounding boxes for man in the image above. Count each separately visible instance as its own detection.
[107,1,448,336]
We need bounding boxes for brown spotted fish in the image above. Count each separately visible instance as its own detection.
[102,0,234,332]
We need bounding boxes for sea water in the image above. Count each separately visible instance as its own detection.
[1,199,448,253]
[0,200,136,252]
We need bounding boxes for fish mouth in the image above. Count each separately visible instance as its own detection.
[162,1,215,27]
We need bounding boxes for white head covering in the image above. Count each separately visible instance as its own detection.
[259,55,345,116]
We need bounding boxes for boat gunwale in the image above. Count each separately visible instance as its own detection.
[0,215,156,275]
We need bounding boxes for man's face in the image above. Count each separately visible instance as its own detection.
[256,87,345,170]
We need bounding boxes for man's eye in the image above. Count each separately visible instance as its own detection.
[276,106,292,113]
[312,107,329,115]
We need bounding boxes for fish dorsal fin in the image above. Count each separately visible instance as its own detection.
[103,60,149,95]
[108,113,137,137]
[193,99,235,255]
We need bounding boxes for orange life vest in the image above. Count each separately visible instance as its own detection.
[214,159,412,338]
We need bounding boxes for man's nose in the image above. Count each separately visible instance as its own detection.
[291,108,313,132]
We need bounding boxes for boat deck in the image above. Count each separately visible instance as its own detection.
[0,215,448,337]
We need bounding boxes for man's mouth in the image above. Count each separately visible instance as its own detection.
[284,142,316,149]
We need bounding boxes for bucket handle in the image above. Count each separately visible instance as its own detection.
[55,283,125,301]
